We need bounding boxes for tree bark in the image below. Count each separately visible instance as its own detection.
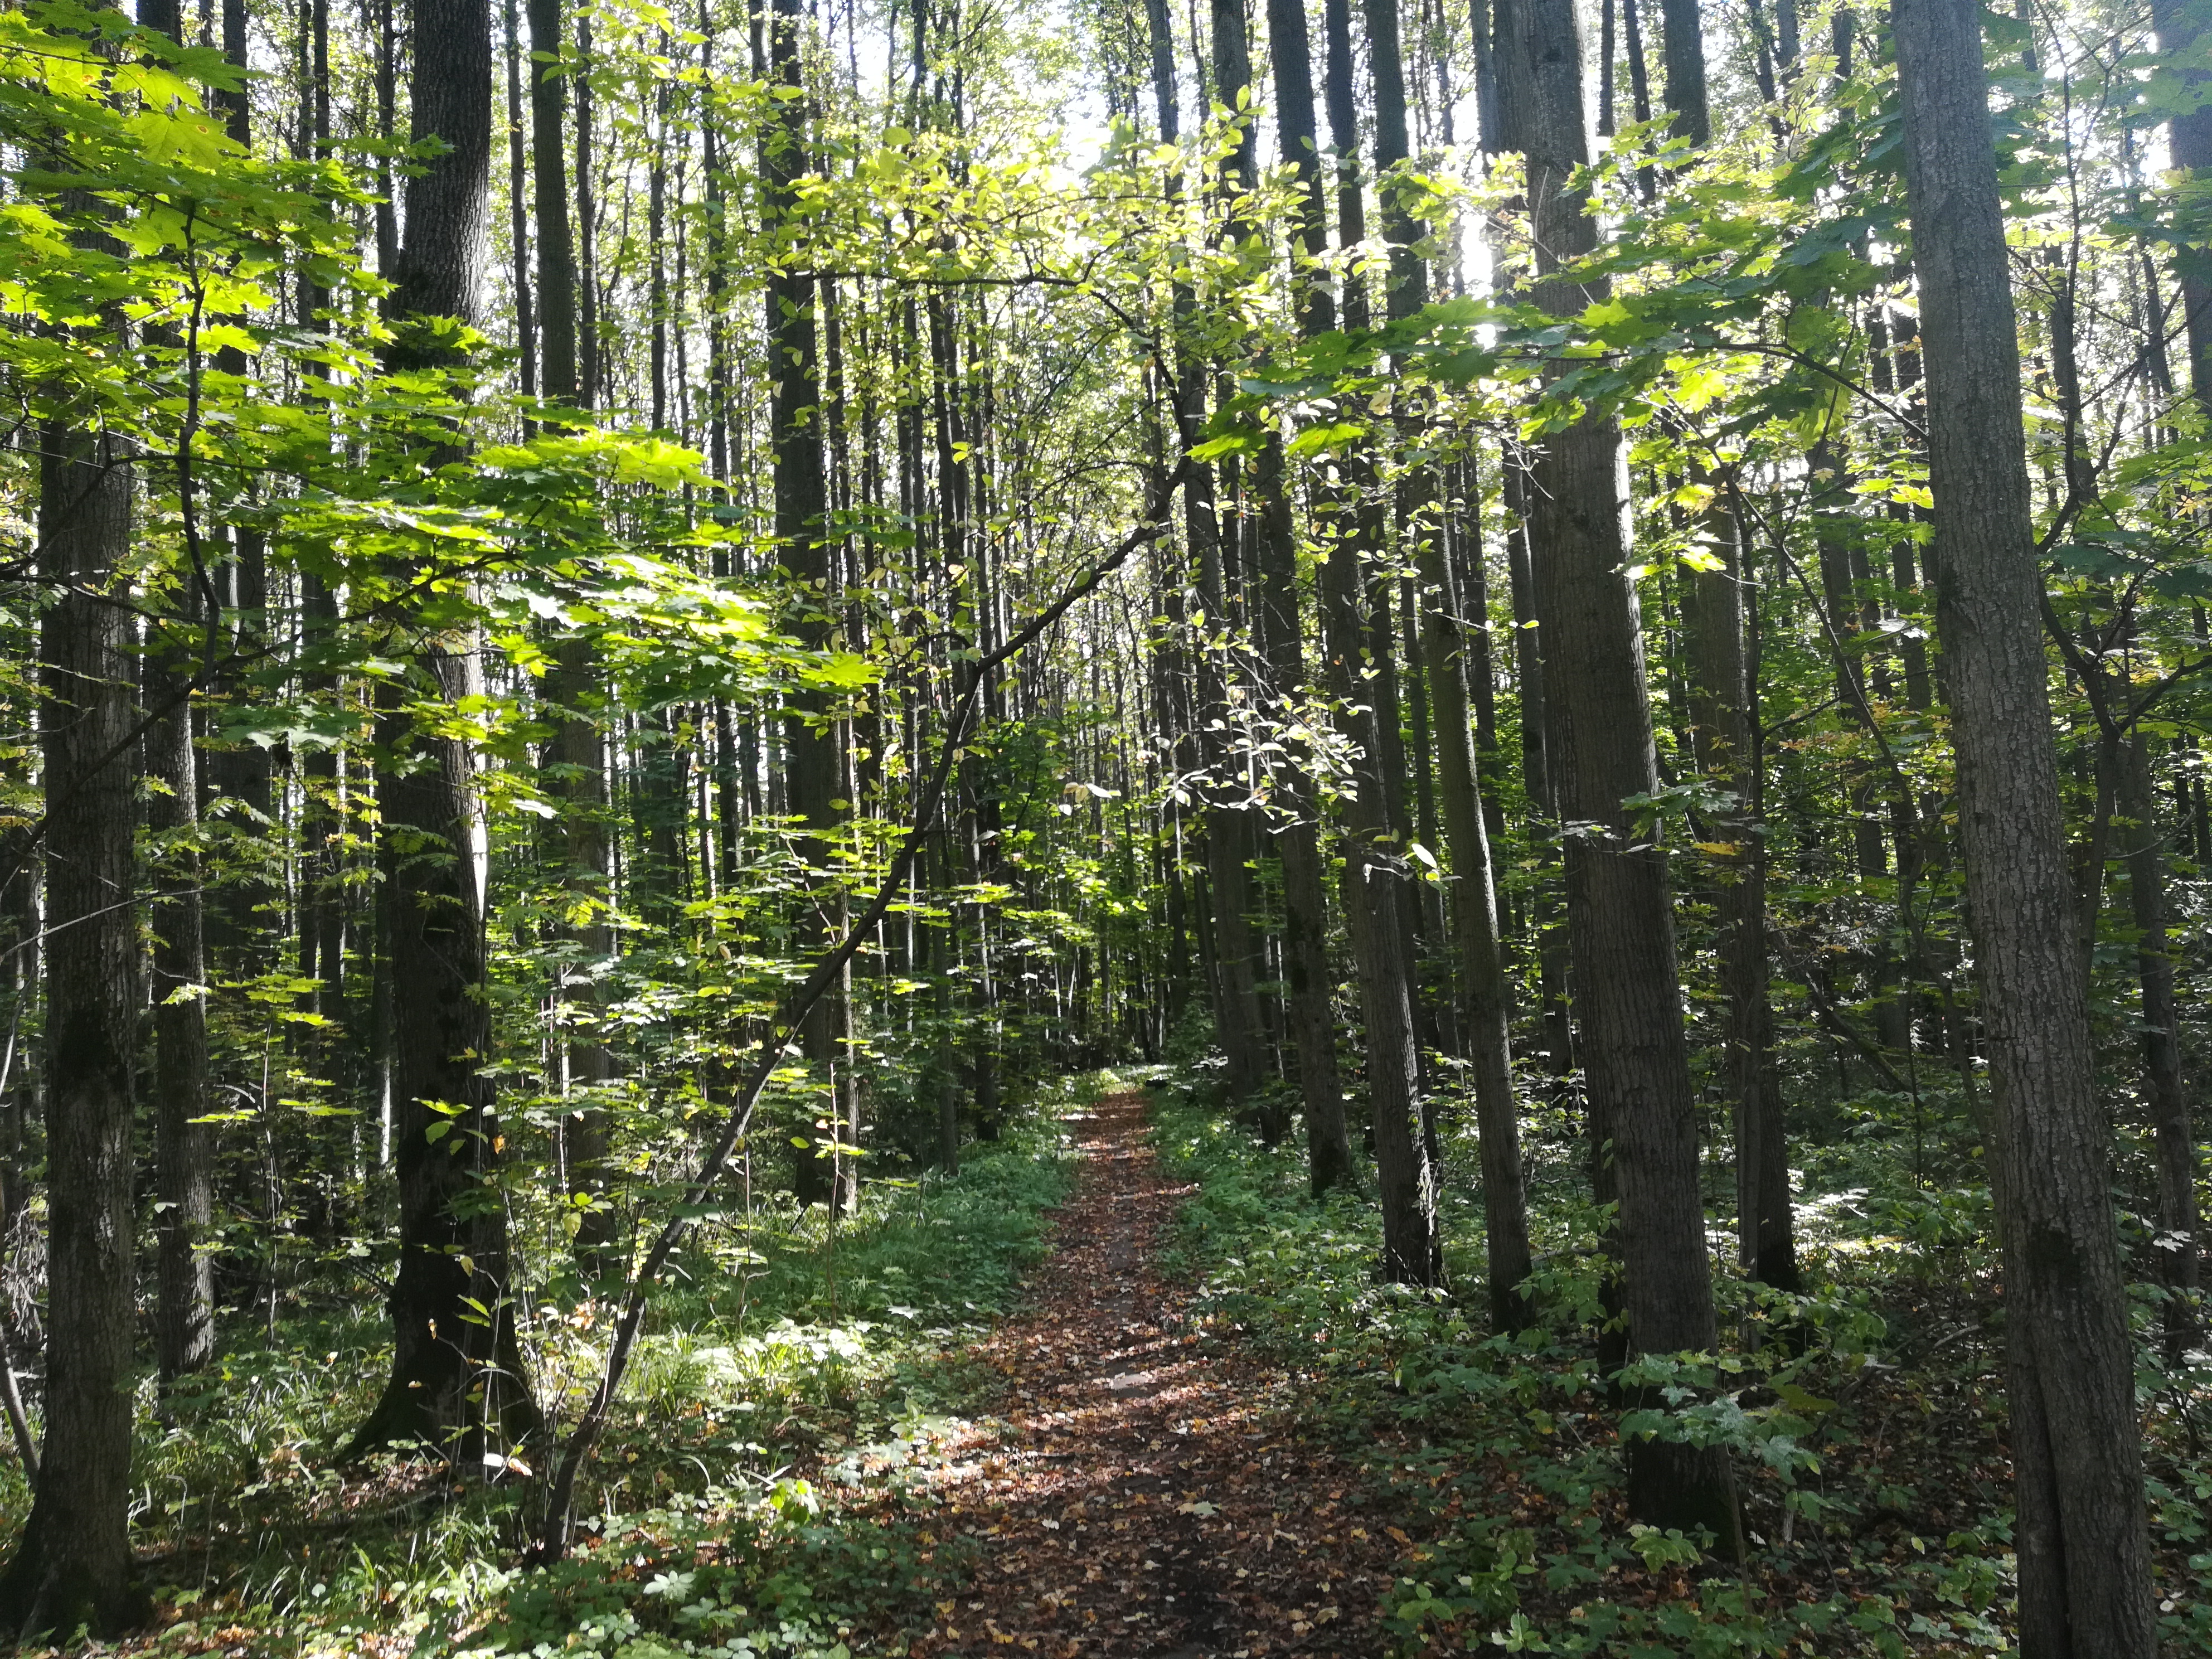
[1495,0,1739,1548]
[1418,513,1534,1328]
[0,363,148,1645]
[350,0,539,1458]
[765,0,851,1208]
[2152,0,2212,409]
[1650,0,1791,1301]
[1893,0,2156,1647]
[138,0,216,1391]
[1681,518,1794,1294]
[528,0,578,404]
[2117,733,2198,1357]
[1260,0,1357,1195]
[1321,0,1441,1285]
[151,602,215,1384]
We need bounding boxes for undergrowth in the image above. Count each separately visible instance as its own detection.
[1150,1083,2212,1657]
[75,1074,1103,1659]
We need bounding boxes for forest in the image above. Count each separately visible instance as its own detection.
[0,0,2204,1647]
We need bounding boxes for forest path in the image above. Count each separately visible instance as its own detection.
[890,1090,1412,1658]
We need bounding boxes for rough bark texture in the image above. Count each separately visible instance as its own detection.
[355,656,539,1456]
[351,0,539,1458]
[1656,0,1708,144]
[527,0,579,403]
[1493,0,1738,1548]
[765,0,850,1207]
[1259,0,1356,1195]
[0,401,148,1639]
[1321,0,1439,1286]
[1892,0,2156,1648]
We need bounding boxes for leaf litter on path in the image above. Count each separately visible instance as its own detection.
[879,1090,1422,1658]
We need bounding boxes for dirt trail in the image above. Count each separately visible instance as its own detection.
[891,1090,1414,1658]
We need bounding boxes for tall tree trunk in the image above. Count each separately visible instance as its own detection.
[1418,511,1534,1328]
[137,0,217,1391]
[151,603,215,1384]
[1893,0,2155,1647]
[503,0,535,406]
[2117,734,2198,1357]
[528,0,578,404]
[765,0,848,1209]
[1651,0,1793,1296]
[527,0,616,1267]
[349,0,539,1458]
[1260,0,1356,1194]
[1495,0,1739,1548]
[1681,518,1794,1294]
[2153,0,2212,409]
[1146,0,1265,1110]
[575,7,599,409]
[0,259,147,1640]
[1370,0,1528,1313]
[1323,0,1440,1285]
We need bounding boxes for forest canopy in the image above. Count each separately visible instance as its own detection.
[0,0,2204,1650]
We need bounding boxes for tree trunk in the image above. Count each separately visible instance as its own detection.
[151,603,215,1384]
[350,0,539,1458]
[1323,0,1440,1286]
[528,0,579,403]
[765,0,848,1209]
[1260,0,1357,1194]
[0,368,148,1643]
[2152,0,2212,409]
[1681,517,1794,1294]
[502,0,534,406]
[2112,733,2198,1317]
[1418,517,1534,1328]
[2117,734,2198,1357]
[548,638,617,1276]
[137,0,216,1391]
[1893,0,2156,1646]
[1495,0,1739,1549]
[1145,0,1264,1109]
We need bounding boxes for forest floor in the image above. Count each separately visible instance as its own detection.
[875,1089,1423,1657]
[66,1072,2212,1657]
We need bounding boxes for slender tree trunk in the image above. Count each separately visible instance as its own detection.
[151,603,215,1384]
[2153,0,2212,409]
[1643,0,1794,1297]
[1318,0,1441,1284]
[350,0,539,1457]
[1681,517,1794,1294]
[1146,0,1265,1109]
[575,7,599,409]
[528,0,578,404]
[2117,734,2199,1357]
[503,0,535,408]
[1893,0,2155,1647]
[1495,0,1739,1548]
[135,0,217,1391]
[765,0,847,1209]
[1260,0,1356,1194]
[1368,0,1527,1314]
[1418,513,1534,1328]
